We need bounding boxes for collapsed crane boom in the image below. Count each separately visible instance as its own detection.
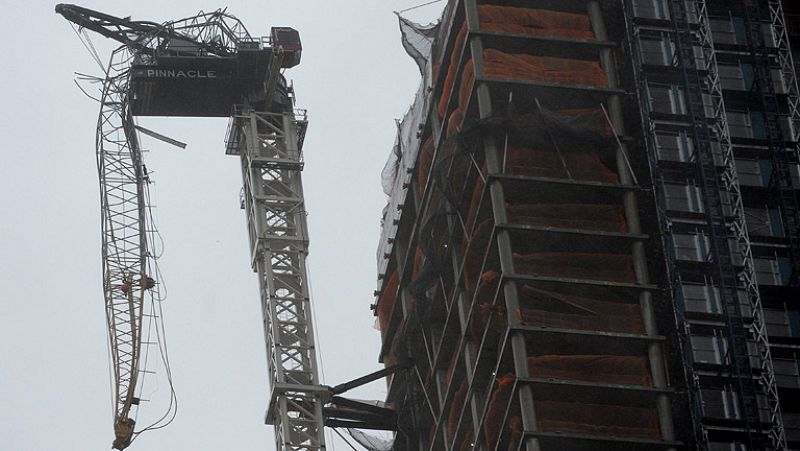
[57,4,313,450]
[61,4,403,450]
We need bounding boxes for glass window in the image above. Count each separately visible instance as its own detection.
[790,310,800,337]
[791,164,800,186]
[656,131,693,161]
[710,18,736,44]
[745,207,784,237]
[682,280,721,313]
[764,307,791,337]
[692,333,727,364]
[634,0,670,19]
[708,443,747,451]
[736,159,764,186]
[649,84,686,114]
[673,233,710,261]
[753,256,792,285]
[741,64,755,90]
[664,182,704,212]
[727,111,753,138]
[718,64,745,90]
[750,111,766,139]
[640,36,673,65]
[702,387,740,419]
[771,68,786,94]
[732,17,747,44]
[768,209,785,236]
[772,357,800,388]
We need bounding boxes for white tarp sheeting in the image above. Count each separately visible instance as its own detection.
[376,16,440,282]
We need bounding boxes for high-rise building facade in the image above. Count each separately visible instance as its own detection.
[374,1,800,450]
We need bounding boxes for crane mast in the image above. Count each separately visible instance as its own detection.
[225,108,327,451]
[57,5,325,450]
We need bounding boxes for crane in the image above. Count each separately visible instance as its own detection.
[58,4,403,451]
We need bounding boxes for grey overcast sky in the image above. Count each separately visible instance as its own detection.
[0,1,442,449]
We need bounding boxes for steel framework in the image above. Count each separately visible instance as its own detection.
[763,0,800,287]
[59,5,314,449]
[94,44,154,450]
[226,108,327,451]
[626,0,786,448]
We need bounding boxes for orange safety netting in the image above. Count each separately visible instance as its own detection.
[439,6,595,117]
[485,373,660,450]
[377,270,399,331]
[528,355,653,386]
[507,416,523,451]
[466,204,628,260]
[480,5,594,39]
[468,300,505,345]
[458,429,474,451]
[445,337,462,385]
[446,106,466,138]
[448,380,469,441]
[457,50,607,113]
[514,251,635,282]
[468,271,645,340]
[507,203,628,233]
[462,145,620,230]
[412,247,425,281]
[489,146,619,183]
[462,219,635,289]
[484,374,516,450]
[417,138,435,193]
[536,399,660,438]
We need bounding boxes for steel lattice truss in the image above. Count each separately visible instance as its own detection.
[59,5,267,448]
[228,109,326,451]
[57,4,255,60]
[94,45,152,450]
[627,0,788,448]
[693,1,785,447]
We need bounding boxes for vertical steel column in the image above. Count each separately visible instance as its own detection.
[587,2,677,443]
[463,2,541,450]
[234,108,327,451]
[741,1,794,447]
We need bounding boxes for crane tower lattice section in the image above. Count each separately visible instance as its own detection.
[227,108,326,451]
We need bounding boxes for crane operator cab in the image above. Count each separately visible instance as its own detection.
[130,27,301,117]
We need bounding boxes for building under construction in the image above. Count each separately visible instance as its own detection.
[374,1,800,450]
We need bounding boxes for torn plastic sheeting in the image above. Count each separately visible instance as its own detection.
[399,14,439,75]
[347,428,394,451]
[378,16,438,278]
